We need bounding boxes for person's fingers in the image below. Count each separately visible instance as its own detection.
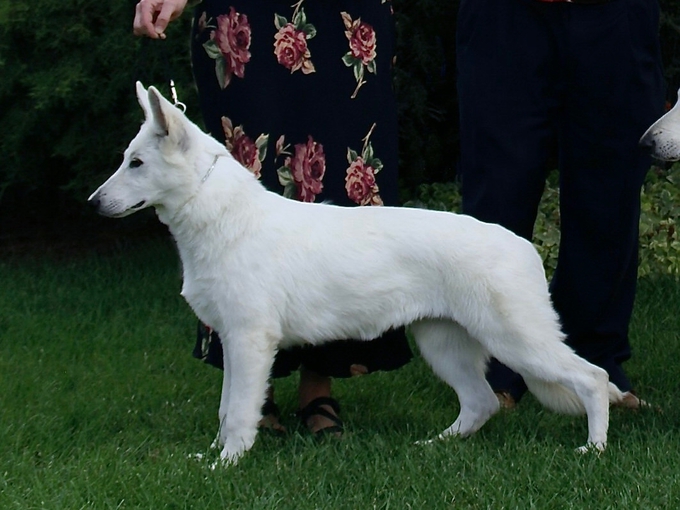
[153,1,180,37]
[133,0,161,38]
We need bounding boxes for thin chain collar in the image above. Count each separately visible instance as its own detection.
[171,154,224,221]
[201,153,221,183]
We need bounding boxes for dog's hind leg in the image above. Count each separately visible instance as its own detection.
[487,330,610,451]
[216,330,277,465]
[523,348,609,452]
[412,319,499,439]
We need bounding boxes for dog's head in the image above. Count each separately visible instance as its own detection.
[640,89,680,161]
[88,82,213,218]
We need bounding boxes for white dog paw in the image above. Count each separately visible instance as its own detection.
[209,435,222,451]
[414,438,436,446]
[575,442,605,454]
[188,450,240,469]
[208,458,236,470]
[218,444,245,466]
[415,432,456,446]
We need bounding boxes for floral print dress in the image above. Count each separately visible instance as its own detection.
[191,0,411,378]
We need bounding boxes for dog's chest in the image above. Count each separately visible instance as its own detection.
[177,251,225,326]
[180,273,219,326]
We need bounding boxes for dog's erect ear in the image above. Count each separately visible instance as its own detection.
[136,81,151,118]
[146,86,189,149]
[147,86,173,135]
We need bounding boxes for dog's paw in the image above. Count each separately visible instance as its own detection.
[188,450,240,469]
[414,438,437,446]
[217,448,242,467]
[188,451,223,471]
[209,434,222,451]
[415,432,457,446]
[575,442,605,455]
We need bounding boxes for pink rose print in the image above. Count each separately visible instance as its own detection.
[345,123,384,206]
[273,3,316,74]
[273,24,315,74]
[221,116,268,179]
[345,157,383,206]
[277,136,325,202]
[341,12,378,98]
[201,8,252,89]
[348,21,377,65]
[290,136,326,202]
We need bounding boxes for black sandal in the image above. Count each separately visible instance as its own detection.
[258,397,287,434]
[296,397,344,436]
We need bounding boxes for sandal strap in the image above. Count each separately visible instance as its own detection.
[296,396,342,427]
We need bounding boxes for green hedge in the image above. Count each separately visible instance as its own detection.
[0,0,196,235]
[0,0,678,259]
[0,0,455,235]
[407,163,680,279]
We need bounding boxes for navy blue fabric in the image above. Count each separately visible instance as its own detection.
[189,0,412,378]
[457,0,665,398]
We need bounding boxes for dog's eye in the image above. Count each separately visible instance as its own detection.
[129,158,143,169]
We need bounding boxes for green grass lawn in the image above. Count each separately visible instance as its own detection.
[1,237,679,509]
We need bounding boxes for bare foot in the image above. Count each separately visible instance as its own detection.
[258,386,286,433]
[350,364,368,377]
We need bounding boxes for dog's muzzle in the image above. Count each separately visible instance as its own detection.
[638,130,656,150]
[87,193,103,214]
[87,192,146,218]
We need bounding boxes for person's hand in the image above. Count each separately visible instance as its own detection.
[133,0,189,39]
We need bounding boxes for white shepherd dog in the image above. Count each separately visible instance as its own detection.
[89,83,625,464]
[640,87,680,160]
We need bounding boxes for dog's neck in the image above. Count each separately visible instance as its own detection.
[164,153,224,224]
[199,153,221,184]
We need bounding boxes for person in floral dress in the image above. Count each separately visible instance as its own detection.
[134,0,412,434]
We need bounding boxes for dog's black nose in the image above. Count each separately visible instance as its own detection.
[639,131,656,148]
[88,194,100,211]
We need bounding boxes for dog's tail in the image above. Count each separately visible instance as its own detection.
[524,377,625,415]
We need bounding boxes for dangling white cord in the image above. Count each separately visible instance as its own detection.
[170,79,187,113]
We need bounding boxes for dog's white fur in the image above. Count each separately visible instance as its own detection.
[89,83,623,464]
[640,87,680,160]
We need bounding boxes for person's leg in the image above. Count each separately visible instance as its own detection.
[554,0,664,392]
[297,366,343,436]
[457,0,560,402]
[294,328,411,435]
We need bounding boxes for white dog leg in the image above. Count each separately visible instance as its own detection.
[491,335,610,451]
[217,332,276,465]
[412,320,499,439]
[541,356,610,452]
[210,346,232,451]
[550,355,610,451]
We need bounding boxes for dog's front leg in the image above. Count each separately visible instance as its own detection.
[210,346,232,451]
[217,330,276,465]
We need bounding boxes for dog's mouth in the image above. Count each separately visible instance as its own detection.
[106,200,147,219]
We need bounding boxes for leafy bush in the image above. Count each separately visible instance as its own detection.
[1,0,680,252]
[408,165,680,279]
[0,0,196,233]
[0,0,456,235]
[639,164,680,277]
[392,0,457,193]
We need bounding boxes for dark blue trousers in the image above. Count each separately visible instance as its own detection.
[456,0,664,398]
